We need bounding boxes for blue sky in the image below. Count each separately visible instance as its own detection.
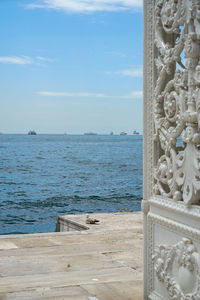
[0,0,143,134]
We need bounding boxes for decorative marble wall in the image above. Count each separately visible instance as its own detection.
[143,1,200,299]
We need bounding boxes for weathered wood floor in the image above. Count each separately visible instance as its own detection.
[0,212,143,300]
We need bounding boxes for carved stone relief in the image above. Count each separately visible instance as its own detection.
[153,0,200,205]
[153,238,200,299]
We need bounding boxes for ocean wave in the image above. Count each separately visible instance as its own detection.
[0,134,143,234]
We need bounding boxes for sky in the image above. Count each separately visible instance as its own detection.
[0,0,143,134]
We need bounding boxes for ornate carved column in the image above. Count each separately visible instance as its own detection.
[143,0,200,298]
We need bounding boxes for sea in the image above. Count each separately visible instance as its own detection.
[0,134,143,235]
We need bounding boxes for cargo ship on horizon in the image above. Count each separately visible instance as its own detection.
[84,132,97,135]
[120,132,127,136]
[133,130,139,135]
[28,130,37,135]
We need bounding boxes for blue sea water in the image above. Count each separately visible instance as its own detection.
[0,134,143,235]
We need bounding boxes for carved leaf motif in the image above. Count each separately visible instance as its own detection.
[154,0,200,205]
[176,142,200,205]
[153,238,200,299]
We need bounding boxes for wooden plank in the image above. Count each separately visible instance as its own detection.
[102,250,143,272]
[0,253,123,277]
[0,286,91,300]
[0,236,142,258]
[0,267,138,293]
[0,229,142,249]
[82,280,143,300]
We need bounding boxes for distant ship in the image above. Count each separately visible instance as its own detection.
[110,131,114,135]
[28,130,37,135]
[133,130,139,135]
[84,132,97,135]
[120,132,127,136]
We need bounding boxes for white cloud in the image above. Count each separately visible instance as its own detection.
[105,51,127,58]
[0,56,54,65]
[127,91,143,98]
[26,0,143,13]
[37,90,143,99]
[106,67,143,77]
[36,56,55,62]
[0,56,33,65]
[38,91,106,97]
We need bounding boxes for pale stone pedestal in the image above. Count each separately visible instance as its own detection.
[145,197,200,299]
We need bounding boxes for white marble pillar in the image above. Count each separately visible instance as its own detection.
[143,0,200,299]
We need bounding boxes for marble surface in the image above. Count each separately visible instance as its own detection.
[0,212,143,300]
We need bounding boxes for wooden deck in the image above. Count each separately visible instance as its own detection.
[0,212,143,300]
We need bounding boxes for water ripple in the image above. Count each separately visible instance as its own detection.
[0,134,143,234]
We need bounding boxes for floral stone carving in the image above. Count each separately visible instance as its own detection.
[153,238,200,299]
[153,0,200,205]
